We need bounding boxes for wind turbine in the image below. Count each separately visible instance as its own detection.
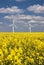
[25,22,33,32]
[28,21,44,32]
[9,15,18,32]
[28,20,38,32]
[5,15,17,32]
[25,20,41,32]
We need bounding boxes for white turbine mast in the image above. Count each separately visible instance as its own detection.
[12,16,15,32]
[27,21,32,32]
[9,15,16,32]
[29,23,32,32]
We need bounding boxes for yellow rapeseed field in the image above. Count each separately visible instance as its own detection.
[0,32,44,65]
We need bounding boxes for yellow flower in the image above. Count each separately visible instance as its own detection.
[0,49,3,61]
[19,47,23,53]
[17,59,21,64]
[11,49,15,56]
[14,47,18,53]
[7,54,12,60]
[14,56,18,61]
[39,56,43,60]
[28,57,34,63]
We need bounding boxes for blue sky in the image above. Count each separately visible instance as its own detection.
[0,0,44,32]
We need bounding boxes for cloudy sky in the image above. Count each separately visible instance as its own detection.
[0,0,44,32]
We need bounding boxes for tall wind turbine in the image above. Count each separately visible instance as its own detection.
[9,15,14,32]
[4,15,18,32]
[9,15,18,32]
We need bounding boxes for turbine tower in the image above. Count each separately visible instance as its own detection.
[29,23,32,32]
[9,15,15,32]
[12,18,15,32]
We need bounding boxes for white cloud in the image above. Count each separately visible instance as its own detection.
[4,14,44,22]
[0,6,24,14]
[15,0,26,2]
[27,4,44,13]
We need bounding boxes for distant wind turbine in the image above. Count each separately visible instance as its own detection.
[25,21,44,32]
[25,22,33,32]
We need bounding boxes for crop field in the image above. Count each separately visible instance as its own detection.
[0,32,44,65]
